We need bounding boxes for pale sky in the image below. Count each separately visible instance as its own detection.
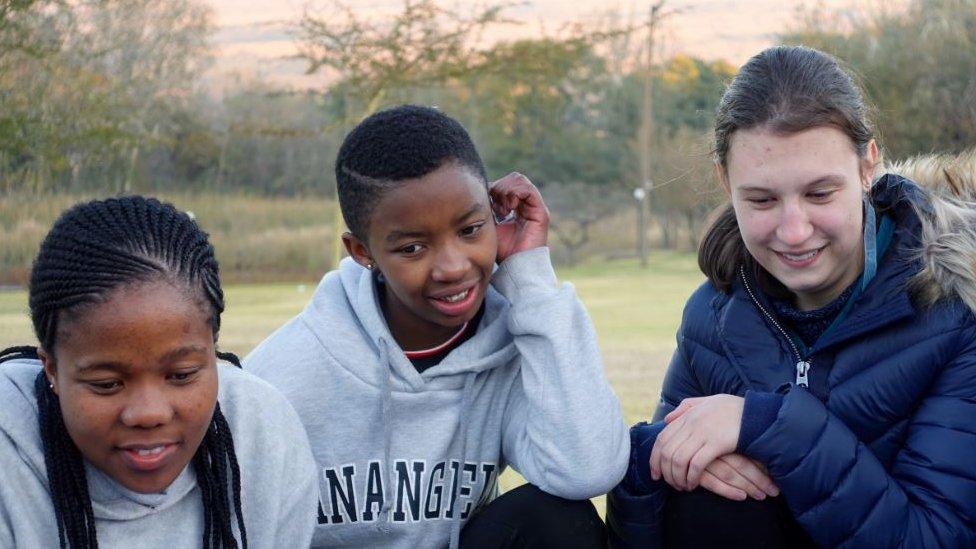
[205,0,863,91]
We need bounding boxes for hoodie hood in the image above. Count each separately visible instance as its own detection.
[300,257,518,392]
[0,360,191,522]
[872,173,976,313]
[245,247,630,549]
[0,358,319,548]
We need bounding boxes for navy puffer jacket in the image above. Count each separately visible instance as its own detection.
[608,175,976,548]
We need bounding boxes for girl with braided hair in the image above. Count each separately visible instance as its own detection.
[0,196,317,548]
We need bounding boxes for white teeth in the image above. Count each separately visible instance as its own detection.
[783,250,818,261]
[136,446,165,457]
[440,289,469,303]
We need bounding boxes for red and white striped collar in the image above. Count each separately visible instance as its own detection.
[403,322,471,359]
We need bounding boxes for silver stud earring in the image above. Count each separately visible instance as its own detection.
[366,263,374,270]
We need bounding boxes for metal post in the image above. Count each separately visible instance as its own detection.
[634,186,648,267]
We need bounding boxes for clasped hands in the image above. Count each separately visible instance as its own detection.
[649,394,780,501]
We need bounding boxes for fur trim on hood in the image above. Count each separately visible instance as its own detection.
[888,149,976,314]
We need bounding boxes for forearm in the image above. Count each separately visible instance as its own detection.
[496,248,629,498]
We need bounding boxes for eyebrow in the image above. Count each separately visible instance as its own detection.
[385,229,428,244]
[738,174,847,193]
[75,345,208,373]
[384,203,487,244]
[454,203,486,224]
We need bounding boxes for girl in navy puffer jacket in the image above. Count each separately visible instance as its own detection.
[608,45,976,548]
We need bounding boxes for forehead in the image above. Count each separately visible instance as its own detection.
[368,164,488,239]
[54,281,213,363]
[726,126,860,189]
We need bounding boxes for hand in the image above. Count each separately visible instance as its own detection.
[489,172,549,263]
[699,453,779,501]
[650,394,744,492]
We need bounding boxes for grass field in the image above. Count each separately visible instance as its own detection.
[0,252,704,505]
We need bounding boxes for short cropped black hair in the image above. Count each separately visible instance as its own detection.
[335,104,488,240]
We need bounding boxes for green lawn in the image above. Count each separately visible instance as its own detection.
[0,253,704,505]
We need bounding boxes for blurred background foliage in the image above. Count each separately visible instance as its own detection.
[1,0,974,283]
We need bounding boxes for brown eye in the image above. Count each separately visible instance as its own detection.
[460,222,485,237]
[88,380,122,394]
[399,243,423,255]
[169,368,201,384]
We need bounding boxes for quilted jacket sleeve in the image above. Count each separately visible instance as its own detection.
[607,334,707,548]
[742,323,976,548]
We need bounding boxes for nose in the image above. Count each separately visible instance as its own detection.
[431,242,469,283]
[120,385,174,428]
[775,199,814,247]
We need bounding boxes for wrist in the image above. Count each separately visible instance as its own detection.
[491,247,557,299]
[625,422,666,494]
[737,391,784,453]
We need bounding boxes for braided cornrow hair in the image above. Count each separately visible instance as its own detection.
[0,196,247,548]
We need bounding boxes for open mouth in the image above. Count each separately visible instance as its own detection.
[438,289,470,303]
[775,246,825,266]
[119,442,179,472]
[428,283,480,317]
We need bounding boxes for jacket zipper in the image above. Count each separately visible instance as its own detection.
[739,267,811,388]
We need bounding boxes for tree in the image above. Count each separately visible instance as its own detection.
[780,0,976,157]
[298,0,516,118]
[297,0,517,263]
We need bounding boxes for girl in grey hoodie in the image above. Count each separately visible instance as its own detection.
[245,105,630,548]
[0,196,317,548]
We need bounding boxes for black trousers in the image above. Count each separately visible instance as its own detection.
[460,484,608,548]
[664,488,817,548]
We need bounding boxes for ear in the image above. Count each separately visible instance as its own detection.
[38,348,58,395]
[861,139,880,192]
[342,232,374,270]
[715,162,731,197]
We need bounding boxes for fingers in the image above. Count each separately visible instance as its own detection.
[650,420,690,482]
[721,454,780,497]
[685,443,724,491]
[652,418,701,491]
[706,456,768,500]
[670,437,705,491]
[664,397,706,423]
[700,470,748,501]
[488,172,548,223]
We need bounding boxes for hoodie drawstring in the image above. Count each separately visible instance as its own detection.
[377,338,395,533]
[448,372,478,549]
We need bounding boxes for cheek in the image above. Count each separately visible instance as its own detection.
[476,230,498,266]
[735,209,775,246]
[183,372,219,432]
[58,391,117,453]
[821,203,862,240]
[385,264,428,300]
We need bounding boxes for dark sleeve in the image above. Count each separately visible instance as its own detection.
[736,390,784,451]
[741,325,976,547]
[608,329,708,548]
[607,422,668,549]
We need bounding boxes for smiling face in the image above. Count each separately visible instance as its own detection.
[343,162,498,351]
[40,280,218,494]
[725,125,877,311]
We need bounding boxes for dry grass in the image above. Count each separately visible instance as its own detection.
[0,253,704,512]
[0,192,338,285]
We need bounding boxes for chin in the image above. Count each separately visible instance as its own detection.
[119,473,178,494]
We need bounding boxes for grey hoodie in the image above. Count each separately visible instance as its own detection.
[245,247,630,548]
[0,359,318,548]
